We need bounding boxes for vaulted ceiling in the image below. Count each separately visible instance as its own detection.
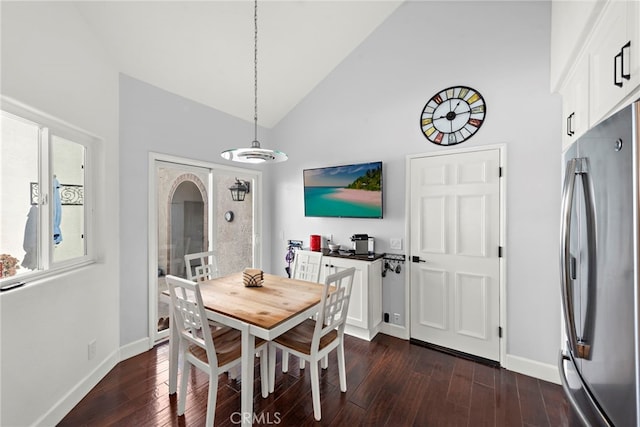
[74,1,403,128]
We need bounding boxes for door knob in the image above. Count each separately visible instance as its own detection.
[411,256,426,263]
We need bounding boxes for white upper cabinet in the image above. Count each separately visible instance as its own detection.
[561,54,590,149]
[552,0,640,142]
[589,0,639,126]
[550,0,603,92]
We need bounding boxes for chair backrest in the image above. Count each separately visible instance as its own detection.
[313,267,356,348]
[166,274,217,367]
[185,250,220,282]
[291,250,323,282]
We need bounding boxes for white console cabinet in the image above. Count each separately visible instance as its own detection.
[320,255,382,341]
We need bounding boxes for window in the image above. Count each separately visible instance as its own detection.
[0,100,96,289]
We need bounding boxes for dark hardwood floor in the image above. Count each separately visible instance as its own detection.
[59,334,577,426]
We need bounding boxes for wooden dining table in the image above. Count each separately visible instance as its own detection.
[167,272,326,426]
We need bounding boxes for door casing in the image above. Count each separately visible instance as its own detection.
[147,152,263,347]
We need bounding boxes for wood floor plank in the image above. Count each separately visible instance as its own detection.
[60,335,571,427]
[495,367,524,426]
[446,357,474,408]
[327,402,366,427]
[539,377,571,427]
[468,382,496,427]
[516,372,552,426]
[383,370,430,426]
[473,362,497,389]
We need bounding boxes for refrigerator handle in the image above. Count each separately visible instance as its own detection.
[560,158,581,358]
[578,164,596,360]
[558,351,612,426]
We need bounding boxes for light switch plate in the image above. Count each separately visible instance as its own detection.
[390,238,402,250]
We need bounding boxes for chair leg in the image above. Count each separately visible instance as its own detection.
[260,347,269,398]
[299,357,305,370]
[337,343,347,392]
[310,359,322,420]
[178,359,190,416]
[282,350,289,372]
[268,344,277,394]
[321,354,328,369]
[205,368,218,427]
[228,365,239,380]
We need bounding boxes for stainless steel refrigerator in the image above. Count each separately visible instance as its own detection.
[560,100,640,426]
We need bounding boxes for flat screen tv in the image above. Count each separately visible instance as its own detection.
[303,161,383,218]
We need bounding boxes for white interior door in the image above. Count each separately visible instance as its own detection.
[409,148,501,362]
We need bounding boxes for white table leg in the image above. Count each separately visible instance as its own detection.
[241,325,255,427]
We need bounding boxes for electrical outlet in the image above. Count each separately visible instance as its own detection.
[88,340,96,360]
[393,313,401,324]
[390,238,402,250]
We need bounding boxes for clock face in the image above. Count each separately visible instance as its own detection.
[420,86,486,146]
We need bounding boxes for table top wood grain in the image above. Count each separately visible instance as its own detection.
[194,272,325,330]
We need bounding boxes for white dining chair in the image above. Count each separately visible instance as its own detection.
[282,249,324,372]
[268,267,356,421]
[166,275,269,427]
[290,249,323,282]
[184,250,219,282]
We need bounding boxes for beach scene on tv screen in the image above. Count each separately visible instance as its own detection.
[304,162,382,218]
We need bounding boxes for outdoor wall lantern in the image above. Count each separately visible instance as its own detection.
[229,178,250,202]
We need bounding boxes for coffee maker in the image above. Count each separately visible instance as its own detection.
[351,234,369,255]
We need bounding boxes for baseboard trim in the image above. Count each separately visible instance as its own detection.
[505,354,560,384]
[34,349,119,427]
[380,322,409,340]
[119,337,151,361]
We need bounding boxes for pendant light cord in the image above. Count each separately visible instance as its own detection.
[253,0,259,144]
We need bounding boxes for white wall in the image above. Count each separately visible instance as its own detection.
[118,75,274,346]
[270,1,563,370]
[0,2,120,426]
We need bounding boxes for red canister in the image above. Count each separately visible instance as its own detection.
[310,235,321,251]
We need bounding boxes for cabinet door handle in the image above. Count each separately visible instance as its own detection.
[614,50,624,87]
[567,112,575,136]
[622,41,631,81]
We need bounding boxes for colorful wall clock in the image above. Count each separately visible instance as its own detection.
[420,86,486,146]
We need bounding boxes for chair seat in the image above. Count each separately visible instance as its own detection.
[273,319,337,356]
[189,326,266,367]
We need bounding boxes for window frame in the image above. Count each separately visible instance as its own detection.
[1,97,99,290]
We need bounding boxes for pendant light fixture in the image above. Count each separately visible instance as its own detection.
[221,0,287,164]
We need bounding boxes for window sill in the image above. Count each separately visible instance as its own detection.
[0,259,96,292]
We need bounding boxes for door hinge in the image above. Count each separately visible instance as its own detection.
[498,246,503,257]
[499,167,503,177]
[498,326,503,338]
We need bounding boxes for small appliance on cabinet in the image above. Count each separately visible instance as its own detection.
[351,234,369,255]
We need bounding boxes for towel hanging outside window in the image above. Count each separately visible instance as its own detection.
[53,177,62,245]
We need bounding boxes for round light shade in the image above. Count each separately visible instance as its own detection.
[221,146,287,164]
